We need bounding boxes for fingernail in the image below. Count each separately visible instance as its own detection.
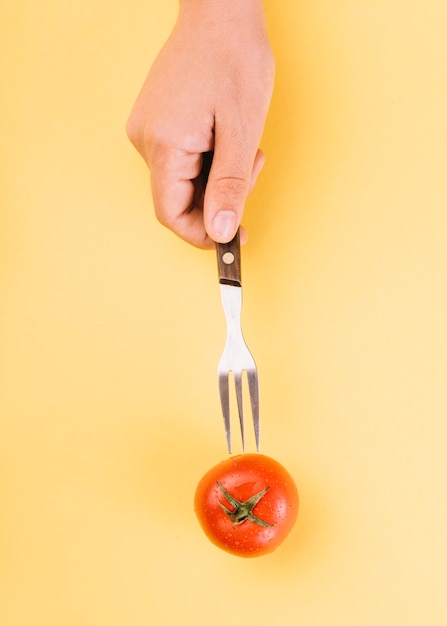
[212,211,237,241]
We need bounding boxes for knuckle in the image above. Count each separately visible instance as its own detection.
[153,197,182,230]
[125,113,156,159]
[153,205,174,230]
[125,113,140,147]
[211,176,248,207]
[125,111,168,159]
[155,211,171,228]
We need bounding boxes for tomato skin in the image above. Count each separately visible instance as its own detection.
[194,454,299,557]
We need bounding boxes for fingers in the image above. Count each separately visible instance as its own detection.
[148,142,265,248]
[149,149,216,249]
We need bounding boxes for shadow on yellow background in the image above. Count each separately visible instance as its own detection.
[1,1,447,625]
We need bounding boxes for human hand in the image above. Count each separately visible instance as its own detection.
[126,0,274,248]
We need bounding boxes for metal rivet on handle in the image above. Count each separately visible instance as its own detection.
[222,252,235,265]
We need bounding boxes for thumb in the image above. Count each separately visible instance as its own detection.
[204,142,259,243]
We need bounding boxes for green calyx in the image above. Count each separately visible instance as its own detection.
[216,481,274,528]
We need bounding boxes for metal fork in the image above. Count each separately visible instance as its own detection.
[216,229,260,453]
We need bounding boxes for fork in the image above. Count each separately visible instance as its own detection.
[216,229,260,453]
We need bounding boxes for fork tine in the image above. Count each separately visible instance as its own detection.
[247,370,260,451]
[216,230,260,454]
[234,371,245,451]
[218,373,232,453]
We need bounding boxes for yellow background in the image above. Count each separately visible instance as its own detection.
[1,1,447,624]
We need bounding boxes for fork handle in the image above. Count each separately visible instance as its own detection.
[216,230,241,287]
[201,151,241,287]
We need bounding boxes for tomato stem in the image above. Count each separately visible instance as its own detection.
[216,482,274,528]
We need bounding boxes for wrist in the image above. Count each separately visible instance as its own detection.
[180,0,263,6]
[179,0,265,19]
[178,0,268,39]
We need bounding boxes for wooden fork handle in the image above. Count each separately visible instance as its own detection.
[216,230,241,287]
[200,152,241,287]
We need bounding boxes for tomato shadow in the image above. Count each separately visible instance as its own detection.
[134,416,334,577]
[247,473,334,578]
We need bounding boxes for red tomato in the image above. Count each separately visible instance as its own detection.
[194,454,299,557]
